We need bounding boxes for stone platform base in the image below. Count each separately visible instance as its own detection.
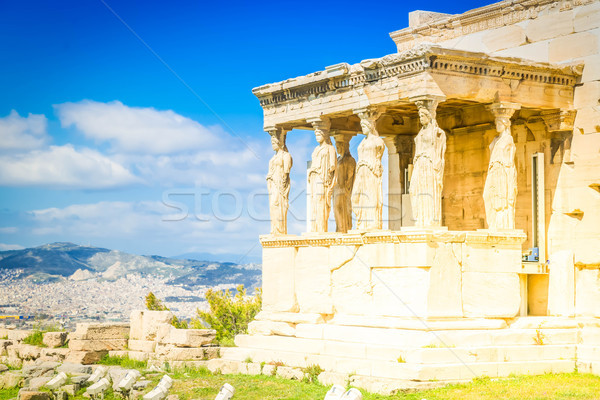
[214,314,600,394]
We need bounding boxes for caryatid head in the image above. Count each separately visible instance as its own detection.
[487,102,521,135]
[359,118,373,136]
[418,108,433,127]
[414,98,439,128]
[270,135,281,152]
[268,127,287,152]
[357,110,382,137]
[312,118,331,145]
[335,138,349,156]
[495,116,511,134]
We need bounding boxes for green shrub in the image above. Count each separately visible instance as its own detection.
[171,315,188,329]
[303,364,323,384]
[191,284,261,344]
[22,330,45,347]
[145,292,187,329]
[145,292,168,311]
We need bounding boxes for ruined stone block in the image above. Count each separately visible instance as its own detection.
[42,332,67,349]
[73,323,129,341]
[64,351,107,365]
[159,326,216,348]
[69,339,128,352]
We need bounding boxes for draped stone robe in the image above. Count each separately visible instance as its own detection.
[483,130,517,230]
[333,152,356,233]
[308,143,336,232]
[267,149,292,235]
[409,123,446,227]
[351,135,385,230]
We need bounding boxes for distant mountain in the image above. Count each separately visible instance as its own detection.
[0,242,262,290]
[0,242,106,277]
[172,251,261,264]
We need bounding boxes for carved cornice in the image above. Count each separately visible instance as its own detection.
[252,45,581,110]
[259,229,526,248]
[540,109,577,132]
[389,0,595,51]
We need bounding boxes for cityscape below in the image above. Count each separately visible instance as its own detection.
[0,242,261,329]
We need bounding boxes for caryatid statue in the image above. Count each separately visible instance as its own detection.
[333,134,356,233]
[409,97,447,227]
[307,118,336,233]
[351,108,385,230]
[266,128,292,235]
[483,103,521,230]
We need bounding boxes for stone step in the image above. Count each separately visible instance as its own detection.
[581,328,600,345]
[402,344,576,364]
[577,344,600,361]
[293,324,580,347]
[236,332,580,363]
[220,345,576,381]
[577,360,600,374]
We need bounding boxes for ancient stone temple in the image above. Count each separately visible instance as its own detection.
[218,0,600,393]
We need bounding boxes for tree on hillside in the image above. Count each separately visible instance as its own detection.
[145,292,188,328]
[192,284,261,344]
[145,292,168,311]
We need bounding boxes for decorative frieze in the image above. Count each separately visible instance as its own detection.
[259,229,526,248]
[253,45,581,111]
[540,109,577,132]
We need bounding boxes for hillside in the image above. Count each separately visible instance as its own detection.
[0,242,261,289]
[0,243,262,320]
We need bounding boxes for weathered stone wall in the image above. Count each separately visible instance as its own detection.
[261,230,525,319]
[115,310,218,363]
[0,316,217,367]
[392,0,600,315]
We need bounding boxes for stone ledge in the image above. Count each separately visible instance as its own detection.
[260,229,527,248]
[329,315,508,331]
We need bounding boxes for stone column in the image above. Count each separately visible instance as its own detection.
[306,117,336,233]
[397,135,415,226]
[483,102,521,230]
[383,134,415,230]
[409,95,447,227]
[382,136,402,230]
[351,107,385,231]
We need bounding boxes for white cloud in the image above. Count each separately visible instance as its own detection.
[55,100,224,154]
[0,243,25,251]
[0,144,140,189]
[29,200,267,256]
[0,110,49,152]
[0,227,18,234]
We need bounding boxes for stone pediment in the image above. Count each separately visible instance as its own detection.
[252,44,582,129]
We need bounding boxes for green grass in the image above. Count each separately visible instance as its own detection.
[97,354,148,370]
[1,367,600,400]
[0,387,18,400]
[164,371,600,400]
[21,322,64,347]
[6,363,21,370]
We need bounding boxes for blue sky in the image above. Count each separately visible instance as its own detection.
[0,0,493,262]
